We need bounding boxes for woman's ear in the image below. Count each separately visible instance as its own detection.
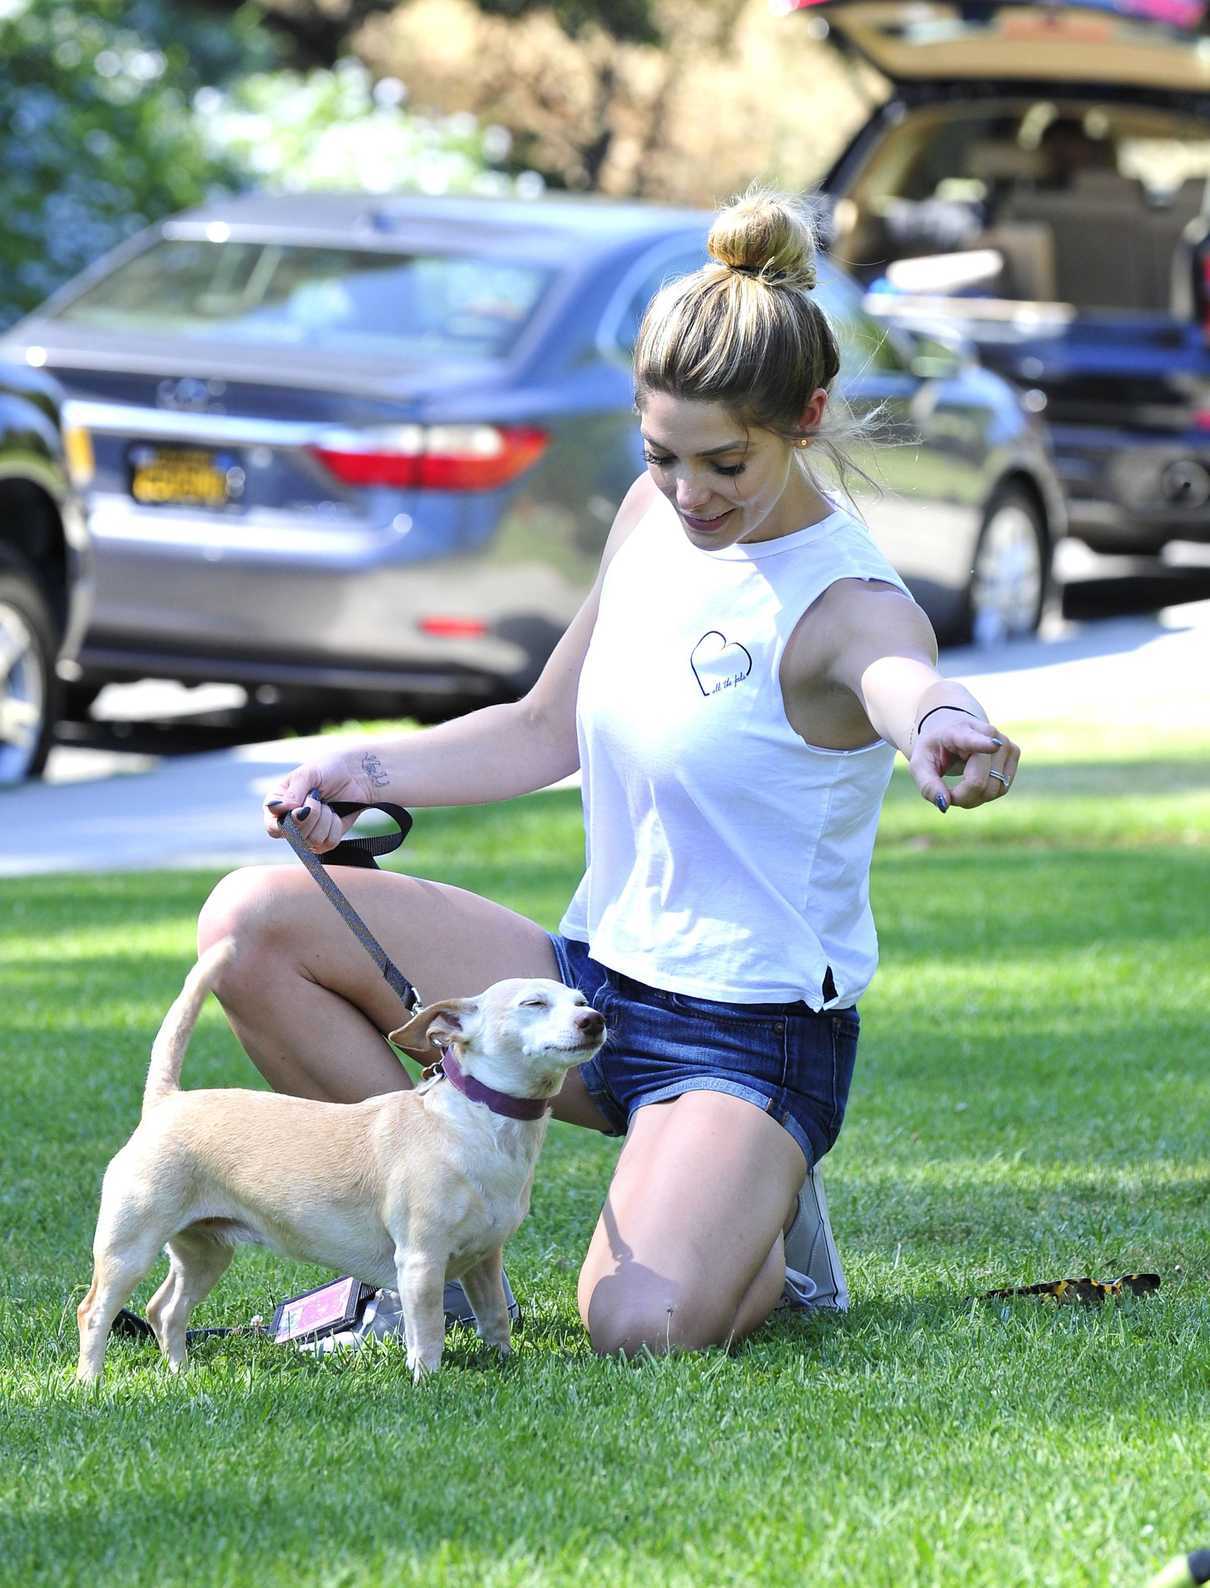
[796,387,829,443]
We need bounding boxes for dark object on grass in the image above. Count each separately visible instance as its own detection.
[1146,1550,1210,1588]
[108,1307,266,1344]
[980,1272,1160,1304]
[108,1275,519,1348]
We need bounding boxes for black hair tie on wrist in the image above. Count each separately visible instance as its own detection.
[914,704,978,741]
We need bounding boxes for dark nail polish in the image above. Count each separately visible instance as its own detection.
[293,806,311,821]
[936,794,948,812]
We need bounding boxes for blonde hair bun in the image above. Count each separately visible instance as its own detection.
[707,186,819,291]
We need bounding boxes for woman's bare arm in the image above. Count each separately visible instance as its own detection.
[263,475,656,850]
[803,580,1020,812]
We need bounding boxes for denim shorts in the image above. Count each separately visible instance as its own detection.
[548,934,859,1170]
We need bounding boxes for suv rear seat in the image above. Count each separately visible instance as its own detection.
[1003,169,1206,311]
[1003,170,1145,307]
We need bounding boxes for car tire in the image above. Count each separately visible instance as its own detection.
[61,680,104,720]
[0,546,60,787]
[964,485,1051,647]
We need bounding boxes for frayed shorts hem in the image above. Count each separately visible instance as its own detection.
[625,1078,816,1167]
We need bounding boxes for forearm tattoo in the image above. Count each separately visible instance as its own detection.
[361,751,389,789]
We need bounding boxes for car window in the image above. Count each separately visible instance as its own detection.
[610,246,707,357]
[48,240,555,362]
[816,269,909,377]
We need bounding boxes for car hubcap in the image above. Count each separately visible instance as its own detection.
[0,599,46,783]
[971,504,1043,646]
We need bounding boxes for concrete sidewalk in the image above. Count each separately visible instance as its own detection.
[1,730,361,877]
[2,602,1205,877]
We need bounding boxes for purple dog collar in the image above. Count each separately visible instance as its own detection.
[438,1046,552,1121]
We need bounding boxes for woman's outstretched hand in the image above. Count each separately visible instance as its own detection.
[262,746,392,852]
[908,708,1020,813]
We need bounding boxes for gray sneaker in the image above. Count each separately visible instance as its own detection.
[779,1164,849,1312]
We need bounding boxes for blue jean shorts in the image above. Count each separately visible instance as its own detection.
[547,934,859,1170]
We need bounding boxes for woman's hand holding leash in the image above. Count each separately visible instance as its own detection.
[908,705,1020,814]
[263,750,382,853]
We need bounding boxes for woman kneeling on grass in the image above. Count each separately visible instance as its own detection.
[198,187,1020,1356]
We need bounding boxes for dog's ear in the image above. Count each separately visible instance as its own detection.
[388,997,476,1053]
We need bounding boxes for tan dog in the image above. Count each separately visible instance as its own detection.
[76,942,606,1384]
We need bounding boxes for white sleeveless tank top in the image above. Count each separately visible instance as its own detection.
[558,499,913,1008]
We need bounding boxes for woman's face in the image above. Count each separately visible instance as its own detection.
[638,391,829,551]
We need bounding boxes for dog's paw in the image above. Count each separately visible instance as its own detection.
[408,1349,442,1382]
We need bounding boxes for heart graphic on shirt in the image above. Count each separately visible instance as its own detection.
[690,630,753,697]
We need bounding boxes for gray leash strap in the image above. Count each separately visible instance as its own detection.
[277,802,421,1013]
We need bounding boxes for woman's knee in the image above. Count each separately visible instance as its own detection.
[195,867,301,998]
[198,865,271,947]
[581,1281,739,1358]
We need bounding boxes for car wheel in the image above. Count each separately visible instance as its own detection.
[61,680,104,720]
[966,486,1050,647]
[0,547,59,786]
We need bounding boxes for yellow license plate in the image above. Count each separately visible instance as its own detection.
[130,447,234,507]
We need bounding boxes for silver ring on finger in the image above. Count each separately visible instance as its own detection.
[988,769,1010,789]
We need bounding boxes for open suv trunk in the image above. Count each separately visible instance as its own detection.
[785,0,1210,554]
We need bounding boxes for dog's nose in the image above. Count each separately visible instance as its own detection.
[576,1010,605,1040]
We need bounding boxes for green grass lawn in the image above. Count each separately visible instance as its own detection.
[2,722,1208,1587]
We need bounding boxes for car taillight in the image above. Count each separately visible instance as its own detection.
[310,424,548,491]
[418,615,490,638]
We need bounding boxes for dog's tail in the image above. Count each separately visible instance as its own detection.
[142,940,235,1118]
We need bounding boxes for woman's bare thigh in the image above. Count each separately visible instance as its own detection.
[203,862,556,1010]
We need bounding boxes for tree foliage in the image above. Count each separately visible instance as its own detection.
[0,0,529,328]
[475,0,659,45]
[196,0,660,56]
[0,0,272,326]
[191,0,399,67]
[356,0,871,201]
[197,58,537,198]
